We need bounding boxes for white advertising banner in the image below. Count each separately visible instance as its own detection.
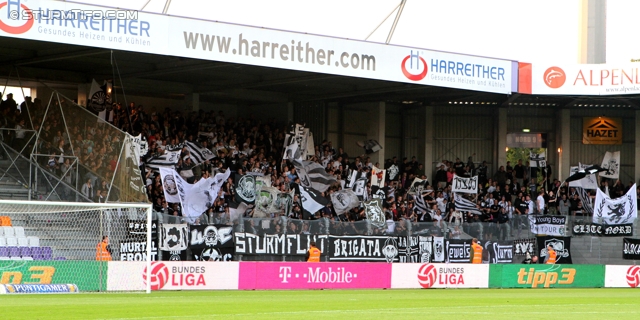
[0,0,513,94]
[525,63,640,95]
[107,261,239,291]
[390,263,489,289]
[605,265,640,288]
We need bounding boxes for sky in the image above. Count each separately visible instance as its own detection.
[66,0,632,64]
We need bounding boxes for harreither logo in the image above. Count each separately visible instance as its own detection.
[401,50,428,81]
[0,0,33,34]
[543,66,566,89]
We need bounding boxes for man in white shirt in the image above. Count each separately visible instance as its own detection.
[536,191,546,215]
[526,195,535,215]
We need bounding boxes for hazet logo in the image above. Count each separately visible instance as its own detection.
[401,50,428,81]
[0,0,33,34]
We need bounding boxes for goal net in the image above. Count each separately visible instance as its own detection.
[0,200,153,293]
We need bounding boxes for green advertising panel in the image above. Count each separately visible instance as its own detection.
[0,261,107,292]
[490,264,604,288]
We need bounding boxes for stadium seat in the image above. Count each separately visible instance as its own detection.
[54,257,66,260]
[6,237,17,247]
[41,247,53,260]
[30,247,43,260]
[22,256,33,260]
[0,247,8,257]
[0,237,6,246]
[17,237,28,247]
[19,246,31,258]
[13,226,25,238]
[2,226,14,237]
[27,236,39,247]
[8,246,20,258]
[9,256,22,260]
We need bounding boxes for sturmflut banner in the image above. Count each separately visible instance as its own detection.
[234,233,328,256]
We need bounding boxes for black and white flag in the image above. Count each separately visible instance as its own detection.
[228,201,250,223]
[594,184,637,225]
[452,174,478,194]
[297,185,329,217]
[453,193,482,215]
[159,167,181,203]
[513,238,536,256]
[387,164,399,180]
[484,240,514,263]
[363,199,385,229]
[330,189,360,215]
[357,139,383,154]
[528,215,567,236]
[160,224,189,251]
[414,191,433,214]
[183,170,230,223]
[623,238,640,260]
[234,174,257,204]
[253,186,280,218]
[568,163,598,189]
[347,170,368,200]
[600,151,620,179]
[293,160,337,192]
[145,150,181,170]
[577,187,594,215]
[371,166,386,187]
[419,236,434,263]
[537,236,572,264]
[433,236,445,262]
[131,134,149,159]
[529,151,546,168]
[165,141,214,166]
[282,133,300,161]
[407,178,427,195]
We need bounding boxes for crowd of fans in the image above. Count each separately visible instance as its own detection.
[2,93,639,241]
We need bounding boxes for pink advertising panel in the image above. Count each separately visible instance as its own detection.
[239,262,391,290]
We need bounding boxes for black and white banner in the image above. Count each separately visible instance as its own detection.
[594,184,637,225]
[159,167,181,203]
[419,236,434,263]
[529,151,546,168]
[453,193,482,215]
[119,219,158,261]
[330,189,360,215]
[235,233,328,256]
[600,151,620,179]
[513,238,536,256]
[364,199,385,229]
[572,222,633,237]
[387,164,399,180]
[528,215,567,236]
[327,235,430,263]
[189,225,234,261]
[433,236,445,262]
[537,236,572,264]
[483,240,514,263]
[235,174,257,204]
[445,239,477,263]
[623,238,640,260]
[452,175,478,194]
[145,150,181,170]
[568,163,598,189]
[408,178,427,195]
[160,224,189,251]
[296,184,329,218]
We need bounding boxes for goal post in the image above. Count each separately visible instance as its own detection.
[0,200,153,293]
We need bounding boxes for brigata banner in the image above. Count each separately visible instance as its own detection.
[0,0,513,94]
[519,62,640,95]
[238,262,391,290]
[0,261,104,292]
[106,261,239,291]
[572,222,633,237]
[328,235,430,263]
[622,238,640,260]
[489,264,604,288]
[391,263,489,289]
[605,265,640,288]
[234,233,328,256]
[528,215,566,236]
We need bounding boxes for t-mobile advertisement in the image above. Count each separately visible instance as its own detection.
[238,262,391,290]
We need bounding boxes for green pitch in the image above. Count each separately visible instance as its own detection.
[3,288,640,319]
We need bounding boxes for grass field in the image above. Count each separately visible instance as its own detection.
[3,288,640,320]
